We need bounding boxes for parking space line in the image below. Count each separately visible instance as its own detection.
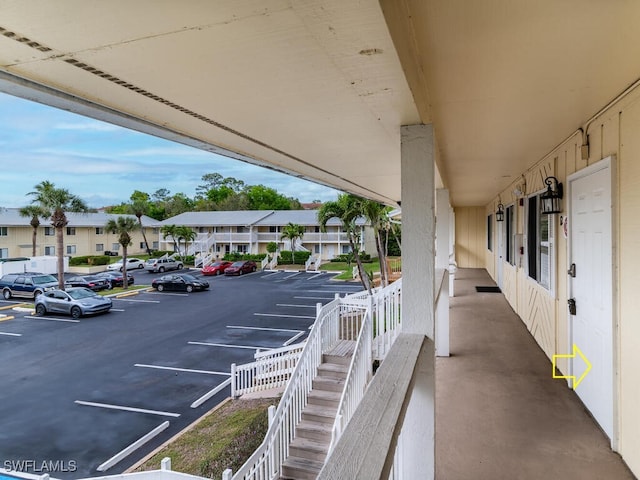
[97,421,170,472]
[283,331,305,346]
[113,298,160,303]
[306,273,327,280]
[283,272,301,280]
[227,325,303,333]
[261,272,282,279]
[24,315,80,323]
[189,341,272,350]
[75,400,180,417]
[145,292,189,297]
[254,313,315,319]
[294,296,334,300]
[0,331,22,336]
[276,303,316,308]
[110,308,126,312]
[191,378,232,408]
[134,364,231,376]
[0,303,27,310]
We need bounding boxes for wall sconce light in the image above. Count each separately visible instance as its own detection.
[540,176,563,214]
[496,203,505,222]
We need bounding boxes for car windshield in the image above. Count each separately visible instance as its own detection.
[67,288,98,300]
[179,274,197,282]
[231,262,245,267]
[33,275,57,284]
[211,262,223,267]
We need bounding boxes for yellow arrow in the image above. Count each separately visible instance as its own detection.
[552,344,592,389]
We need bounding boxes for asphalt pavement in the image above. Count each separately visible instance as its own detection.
[0,268,365,479]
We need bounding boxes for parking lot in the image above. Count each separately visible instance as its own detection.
[0,268,365,479]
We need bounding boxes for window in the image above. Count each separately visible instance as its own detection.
[44,227,55,236]
[505,205,515,266]
[66,227,76,235]
[527,195,554,290]
[152,241,159,250]
[342,245,351,254]
[237,245,248,253]
[44,246,55,255]
[112,243,120,251]
[152,228,159,234]
[269,226,278,233]
[315,226,320,233]
[96,243,104,252]
[237,226,247,233]
[140,242,147,249]
[487,214,493,251]
[0,226,7,236]
[95,227,104,235]
[314,245,320,254]
[0,248,8,258]
[66,245,77,254]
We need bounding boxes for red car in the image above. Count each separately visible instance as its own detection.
[224,260,257,276]
[202,261,233,276]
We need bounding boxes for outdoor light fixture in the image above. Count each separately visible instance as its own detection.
[540,176,563,214]
[496,203,505,222]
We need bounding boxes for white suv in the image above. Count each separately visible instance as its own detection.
[144,255,183,273]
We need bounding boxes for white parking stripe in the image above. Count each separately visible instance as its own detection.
[227,325,303,333]
[294,296,333,300]
[276,304,316,308]
[188,341,272,350]
[254,313,315,319]
[134,364,230,376]
[283,331,305,346]
[24,315,80,323]
[97,421,170,472]
[283,272,301,279]
[146,292,189,297]
[191,378,232,409]
[0,332,22,336]
[74,400,180,417]
[114,298,160,303]
[261,272,281,279]
[110,308,126,312]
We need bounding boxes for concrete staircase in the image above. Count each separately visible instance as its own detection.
[280,352,351,480]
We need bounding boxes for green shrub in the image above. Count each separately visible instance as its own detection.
[278,250,311,264]
[69,255,110,266]
[222,252,267,262]
[150,250,175,258]
[184,255,195,265]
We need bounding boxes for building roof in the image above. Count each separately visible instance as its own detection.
[160,210,367,227]
[0,208,159,227]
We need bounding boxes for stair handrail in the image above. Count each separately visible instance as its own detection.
[231,298,342,480]
[328,300,373,454]
[260,254,270,270]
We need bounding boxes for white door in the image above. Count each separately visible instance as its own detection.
[495,221,503,288]
[569,159,613,441]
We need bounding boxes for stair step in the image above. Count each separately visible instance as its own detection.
[289,436,329,462]
[308,389,341,408]
[302,403,337,423]
[281,456,324,480]
[296,419,332,442]
[312,375,345,393]
[317,362,348,380]
[322,353,352,366]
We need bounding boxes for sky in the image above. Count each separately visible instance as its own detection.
[0,92,339,209]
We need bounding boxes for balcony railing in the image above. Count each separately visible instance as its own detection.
[256,232,349,243]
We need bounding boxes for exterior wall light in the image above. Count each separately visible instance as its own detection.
[496,203,505,222]
[541,176,563,214]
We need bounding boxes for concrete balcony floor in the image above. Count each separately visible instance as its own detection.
[436,268,635,480]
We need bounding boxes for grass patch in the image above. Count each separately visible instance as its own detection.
[133,398,276,478]
[320,259,381,280]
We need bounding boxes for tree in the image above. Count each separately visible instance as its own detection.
[19,205,47,257]
[28,181,88,290]
[175,226,197,260]
[280,223,305,254]
[245,185,294,210]
[105,216,138,289]
[128,191,152,255]
[358,199,392,286]
[160,225,179,254]
[317,194,372,292]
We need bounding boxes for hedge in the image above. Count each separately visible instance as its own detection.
[278,250,311,264]
[69,255,110,266]
[223,252,269,262]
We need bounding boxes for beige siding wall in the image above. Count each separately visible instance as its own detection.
[482,88,640,473]
[453,207,485,268]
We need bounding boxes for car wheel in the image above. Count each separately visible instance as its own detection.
[138,263,144,269]
[159,266,165,273]
[178,264,183,270]
[239,269,244,275]
[119,267,123,272]
[71,306,82,319]
[216,270,221,276]
[252,266,257,272]
[186,285,193,293]
[2,289,11,300]
[157,284,164,292]
[35,304,46,316]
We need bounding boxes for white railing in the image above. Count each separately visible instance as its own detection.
[305,254,319,271]
[187,233,216,256]
[328,302,372,454]
[268,253,278,270]
[371,279,402,361]
[195,252,214,268]
[231,343,306,397]
[231,298,342,480]
[260,255,270,270]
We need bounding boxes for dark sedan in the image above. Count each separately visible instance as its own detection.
[224,260,257,276]
[64,275,110,291]
[151,273,209,293]
[95,271,134,289]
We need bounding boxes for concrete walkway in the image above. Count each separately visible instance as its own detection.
[436,268,635,480]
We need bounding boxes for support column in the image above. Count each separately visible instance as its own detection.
[400,124,435,479]
[436,188,450,357]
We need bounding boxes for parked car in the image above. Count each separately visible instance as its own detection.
[95,271,134,289]
[35,287,112,319]
[144,255,183,273]
[224,260,257,276]
[151,273,209,292]
[107,257,145,271]
[201,261,233,276]
[64,275,110,291]
[0,272,58,299]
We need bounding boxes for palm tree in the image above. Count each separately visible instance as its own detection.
[129,197,152,255]
[359,199,392,286]
[280,222,305,259]
[317,194,372,292]
[105,216,139,289]
[175,225,197,260]
[18,205,47,257]
[160,225,179,254]
[28,181,88,289]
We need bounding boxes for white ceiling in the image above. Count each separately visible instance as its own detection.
[1,0,639,206]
